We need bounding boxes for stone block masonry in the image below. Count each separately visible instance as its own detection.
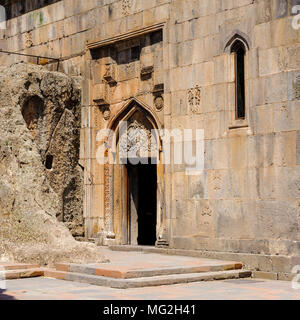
[0,0,300,275]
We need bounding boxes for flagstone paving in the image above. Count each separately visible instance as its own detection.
[43,248,247,288]
[1,277,300,300]
[1,249,299,300]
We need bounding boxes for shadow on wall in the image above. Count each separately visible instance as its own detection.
[0,0,62,20]
[90,30,163,65]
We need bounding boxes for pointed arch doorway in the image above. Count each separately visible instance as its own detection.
[104,99,164,246]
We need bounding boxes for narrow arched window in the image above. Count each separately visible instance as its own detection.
[231,41,246,119]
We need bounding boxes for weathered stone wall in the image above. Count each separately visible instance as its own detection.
[165,0,300,261]
[0,0,169,74]
[0,0,61,20]
[1,0,300,275]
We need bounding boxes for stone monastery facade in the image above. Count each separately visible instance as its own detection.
[1,0,300,275]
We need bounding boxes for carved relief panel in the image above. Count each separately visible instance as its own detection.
[121,0,132,15]
[296,75,300,100]
[187,85,201,114]
[118,111,159,160]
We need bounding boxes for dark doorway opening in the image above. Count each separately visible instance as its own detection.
[127,160,157,246]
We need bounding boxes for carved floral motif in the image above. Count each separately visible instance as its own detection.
[121,0,132,15]
[201,206,212,217]
[187,85,201,113]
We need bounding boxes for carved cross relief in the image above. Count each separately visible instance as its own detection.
[121,0,132,15]
[187,85,201,114]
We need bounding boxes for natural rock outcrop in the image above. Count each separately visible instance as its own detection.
[0,63,107,266]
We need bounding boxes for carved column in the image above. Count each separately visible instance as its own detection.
[102,161,116,245]
[156,148,169,247]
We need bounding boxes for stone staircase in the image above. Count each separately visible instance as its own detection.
[1,249,252,288]
[0,263,43,280]
[43,260,251,289]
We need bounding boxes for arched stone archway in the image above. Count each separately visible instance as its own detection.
[99,98,167,246]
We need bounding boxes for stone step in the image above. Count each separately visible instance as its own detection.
[2,268,44,280]
[109,245,163,253]
[44,269,252,289]
[0,263,40,271]
[55,261,243,279]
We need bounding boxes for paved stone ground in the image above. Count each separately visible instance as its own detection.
[1,249,300,300]
[97,248,241,269]
[1,277,300,300]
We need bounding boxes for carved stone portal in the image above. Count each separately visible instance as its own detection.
[102,103,162,246]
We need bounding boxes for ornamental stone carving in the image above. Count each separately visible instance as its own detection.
[104,163,114,240]
[102,106,111,121]
[119,119,158,159]
[25,32,33,48]
[103,64,117,85]
[121,0,132,15]
[187,85,201,114]
[154,95,164,111]
[296,75,300,100]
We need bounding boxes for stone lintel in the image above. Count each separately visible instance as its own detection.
[87,23,165,50]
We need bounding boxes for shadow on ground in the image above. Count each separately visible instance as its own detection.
[0,289,16,300]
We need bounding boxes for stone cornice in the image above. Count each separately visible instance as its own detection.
[87,22,165,50]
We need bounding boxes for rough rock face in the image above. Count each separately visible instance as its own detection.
[21,65,84,237]
[0,63,107,266]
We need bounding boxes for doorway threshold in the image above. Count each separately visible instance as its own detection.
[109,245,167,254]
